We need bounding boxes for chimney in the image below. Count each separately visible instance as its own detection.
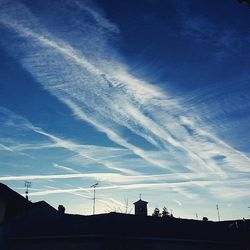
[58,205,65,214]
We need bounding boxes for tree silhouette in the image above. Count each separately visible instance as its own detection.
[202,217,208,221]
[162,207,170,217]
[152,207,161,217]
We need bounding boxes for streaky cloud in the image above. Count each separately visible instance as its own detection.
[0,0,250,210]
[53,163,81,174]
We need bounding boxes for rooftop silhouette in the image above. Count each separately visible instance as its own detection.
[0,183,249,250]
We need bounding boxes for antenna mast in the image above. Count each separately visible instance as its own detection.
[125,198,129,214]
[24,181,31,200]
[195,212,198,220]
[90,183,98,215]
[216,204,221,221]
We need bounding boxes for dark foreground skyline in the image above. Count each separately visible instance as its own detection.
[0,0,250,219]
[1,183,249,250]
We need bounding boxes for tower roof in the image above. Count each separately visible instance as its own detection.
[133,199,148,205]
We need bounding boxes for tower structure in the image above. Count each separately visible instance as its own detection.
[133,197,148,216]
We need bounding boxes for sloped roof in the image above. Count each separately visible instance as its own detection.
[133,199,148,205]
[32,201,58,213]
[0,182,31,206]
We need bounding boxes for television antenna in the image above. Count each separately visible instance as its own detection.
[216,204,221,221]
[90,183,98,215]
[125,198,129,214]
[24,181,31,200]
[195,212,198,220]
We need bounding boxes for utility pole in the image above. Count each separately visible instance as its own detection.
[90,183,98,215]
[216,204,221,221]
[125,198,129,214]
[24,181,31,200]
[195,212,198,220]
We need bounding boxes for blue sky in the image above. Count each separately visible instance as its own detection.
[0,0,250,220]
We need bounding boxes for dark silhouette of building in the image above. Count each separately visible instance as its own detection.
[0,183,250,250]
[134,198,148,216]
[0,183,31,224]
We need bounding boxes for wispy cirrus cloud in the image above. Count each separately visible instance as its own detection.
[0,171,225,183]
[0,107,249,212]
[0,0,250,217]
[0,107,142,176]
[72,0,119,33]
[1,16,239,175]
[0,143,14,152]
[25,179,250,201]
[173,199,182,206]
[53,163,81,174]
